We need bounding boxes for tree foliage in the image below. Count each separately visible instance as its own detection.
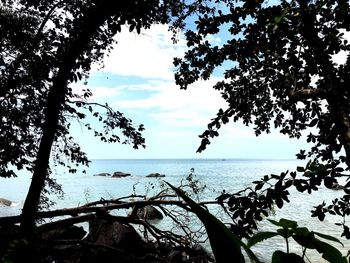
[1,0,224,234]
[0,0,203,232]
[248,218,347,263]
[0,0,153,178]
[175,0,350,239]
[3,0,350,260]
[175,0,350,163]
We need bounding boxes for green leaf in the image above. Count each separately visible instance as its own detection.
[313,238,347,263]
[268,218,298,229]
[166,182,261,263]
[247,231,280,248]
[274,16,283,24]
[292,229,315,249]
[309,118,318,127]
[277,228,294,239]
[296,166,305,172]
[313,231,344,247]
[272,251,305,263]
[295,227,310,235]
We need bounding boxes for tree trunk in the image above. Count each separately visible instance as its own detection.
[20,2,118,234]
[20,72,67,234]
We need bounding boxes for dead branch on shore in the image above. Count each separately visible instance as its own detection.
[0,177,220,262]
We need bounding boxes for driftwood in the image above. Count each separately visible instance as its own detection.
[0,195,219,245]
[0,193,217,263]
[0,197,218,225]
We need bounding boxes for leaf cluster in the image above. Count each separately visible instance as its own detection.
[172,0,350,248]
[0,0,203,180]
[175,0,350,168]
[214,157,350,240]
[248,218,347,263]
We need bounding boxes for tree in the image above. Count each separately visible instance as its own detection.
[0,0,168,233]
[3,0,350,261]
[0,0,217,235]
[1,0,150,234]
[175,0,350,238]
[20,0,157,233]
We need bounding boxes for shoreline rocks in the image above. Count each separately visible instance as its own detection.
[93,171,131,178]
[136,205,164,222]
[146,172,165,178]
[86,217,157,262]
[94,172,167,178]
[42,225,87,241]
[0,198,12,206]
[8,213,214,263]
[112,171,131,178]
[94,173,111,177]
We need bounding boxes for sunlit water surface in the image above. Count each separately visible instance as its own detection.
[1,159,348,262]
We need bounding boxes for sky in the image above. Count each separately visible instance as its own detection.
[70,24,312,160]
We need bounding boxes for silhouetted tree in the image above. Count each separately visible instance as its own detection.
[0,0,204,234]
[175,0,350,238]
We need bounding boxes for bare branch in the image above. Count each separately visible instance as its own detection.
[0,198,219,225]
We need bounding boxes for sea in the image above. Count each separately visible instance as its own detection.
[0,158,349,262]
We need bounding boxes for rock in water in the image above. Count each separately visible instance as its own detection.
[93,173,111,177]
[146,173,165,178]
[137,205,163,222]
[0,198,12,206]
[112,171,131,178]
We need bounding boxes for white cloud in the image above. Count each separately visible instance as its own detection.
[70,83,121,101]
[78,23,303,159]
[155,130,194,138]
[96,24,186,80]
[119,79,223,111]
[114,77,227,128]
[90,86,120,100]
[88,24,228,130]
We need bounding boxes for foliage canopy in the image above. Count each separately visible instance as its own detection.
[175,0,350,164]
[2,0,350,261]
[175,0,350,239]
[0,0,207,231]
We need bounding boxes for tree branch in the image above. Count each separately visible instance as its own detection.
[1,198,219,225]
[289,87,326,102]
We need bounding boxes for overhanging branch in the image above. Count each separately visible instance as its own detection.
[289,87,326,102]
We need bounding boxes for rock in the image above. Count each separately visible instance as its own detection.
[112,171,131,178]
[166,245,214,263]
[146,173,165,178]
[0,222,21,244]
[167,249,186,263]
[0,198,12,206]
[41,225,87,240]
[94,173,111,177]
[88,217,156,258]
[192,244,215,262]
[137,205,163,222]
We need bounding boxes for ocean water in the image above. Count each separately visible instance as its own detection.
[0,158,349,262]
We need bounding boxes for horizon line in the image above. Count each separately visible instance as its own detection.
[90,157,298,161]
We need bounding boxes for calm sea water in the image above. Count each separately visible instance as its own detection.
[0,158,348,262]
